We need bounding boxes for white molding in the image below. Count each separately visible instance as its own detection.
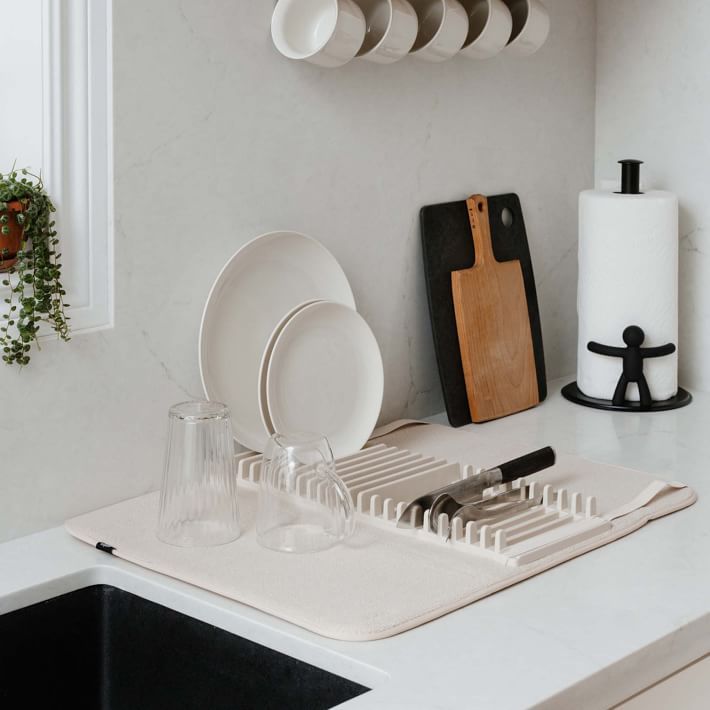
[0,1,114,334]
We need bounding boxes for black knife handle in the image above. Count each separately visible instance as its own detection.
[498,446,556,483]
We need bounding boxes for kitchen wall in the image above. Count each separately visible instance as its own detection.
[0,0,596,543]
[596,0,710,394]
[0,1,42,170]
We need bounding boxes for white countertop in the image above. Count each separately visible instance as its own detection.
[1,378,709,709]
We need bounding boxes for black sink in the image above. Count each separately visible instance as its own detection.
[0,585,370,709]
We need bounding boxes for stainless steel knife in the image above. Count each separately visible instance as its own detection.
[396,446,556,529]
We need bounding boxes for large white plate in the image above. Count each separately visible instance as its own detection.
[266,301,384,459]
[258,299,323,437]
[199,233,355,452]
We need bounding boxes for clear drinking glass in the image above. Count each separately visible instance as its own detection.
[257,432,355,553]
[157,401,240,547]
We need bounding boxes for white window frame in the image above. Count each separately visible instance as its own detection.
[1,0,114,333]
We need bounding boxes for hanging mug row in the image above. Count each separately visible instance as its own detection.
[271,0,549,67]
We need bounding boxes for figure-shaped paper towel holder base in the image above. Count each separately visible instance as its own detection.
[566,161,691,413]
[563,325,692,412]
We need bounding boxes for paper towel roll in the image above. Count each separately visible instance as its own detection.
[577,189,678,401]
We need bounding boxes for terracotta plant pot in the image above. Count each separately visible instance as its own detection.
[0,200,25,272]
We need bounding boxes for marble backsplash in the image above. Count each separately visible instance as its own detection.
[0,0,596,543]
[596,0,710,395]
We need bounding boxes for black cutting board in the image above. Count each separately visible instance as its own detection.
[420,194,547,427]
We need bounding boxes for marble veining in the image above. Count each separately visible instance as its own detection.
[681,227,707,257]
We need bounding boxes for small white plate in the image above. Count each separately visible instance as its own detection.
[258,299,323,438]
[266,301,384,459]
[199,232,355,453]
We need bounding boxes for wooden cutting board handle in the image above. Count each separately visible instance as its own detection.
[451,195,540,422]
[467,197,497,267]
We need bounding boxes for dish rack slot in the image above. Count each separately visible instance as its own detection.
[234,447,611,567]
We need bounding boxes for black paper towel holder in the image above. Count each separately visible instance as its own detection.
[566,160,691,412]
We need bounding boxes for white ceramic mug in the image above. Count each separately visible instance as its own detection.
[271,0,367,68]
[501,0,549,56]
[458,0,512,59]
[408,0,469,62]
[356,0,419,64]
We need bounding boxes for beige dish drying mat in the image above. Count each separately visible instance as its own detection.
[66,421,696,641]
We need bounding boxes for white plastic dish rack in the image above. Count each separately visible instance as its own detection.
[235,444,612,567]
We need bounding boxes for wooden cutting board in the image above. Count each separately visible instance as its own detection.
[451,195,540,422]
[420,193,546,427]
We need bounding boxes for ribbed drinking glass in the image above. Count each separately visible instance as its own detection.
[157,401,240,547]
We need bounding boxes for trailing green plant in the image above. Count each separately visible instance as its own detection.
[0,168,70,365]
